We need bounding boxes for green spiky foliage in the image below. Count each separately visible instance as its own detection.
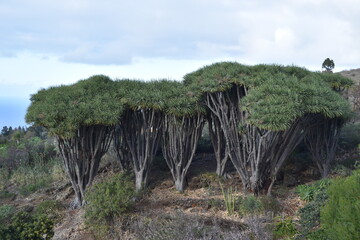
[303,73,352,178]
[114,80,169,191]
[185,62,351,195]
[184,62,251,180]
[161,82,206,192]
[26,75,121,207]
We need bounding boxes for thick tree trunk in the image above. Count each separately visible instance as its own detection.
[208,112,230,177]
[57,125,114,208]
[205,86,306,195]
[162,114,205,193]
[174,177,186,193]
[113,125,131,172]
[121,108,163,191]
[305,115,343,178]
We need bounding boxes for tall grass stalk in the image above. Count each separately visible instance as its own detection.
[219,181,236,215]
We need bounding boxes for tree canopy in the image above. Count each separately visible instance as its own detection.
[26,75,123,138]
[322,58,335,71]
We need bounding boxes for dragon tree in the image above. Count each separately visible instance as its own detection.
[26,75,121,207]
[114,80,165,191]
[304,72,352,178]
[161,81,206,192]
[185,62,351,195]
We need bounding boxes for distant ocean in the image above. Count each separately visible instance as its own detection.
[0,97,30,128]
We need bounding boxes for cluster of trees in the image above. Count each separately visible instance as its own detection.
[25,62,352,207]
[0,126,56,171]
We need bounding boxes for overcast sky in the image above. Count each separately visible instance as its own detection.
[1,0,359,127]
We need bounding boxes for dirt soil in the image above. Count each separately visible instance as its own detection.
[1,153,308,240]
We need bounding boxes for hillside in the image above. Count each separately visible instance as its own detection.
[339,68,360,120]
[339,68,360,84]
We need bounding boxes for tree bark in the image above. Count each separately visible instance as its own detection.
[121,108,163,191]
[162,113,205,193]
[57,125,114,208]
[208,112,230,177]
[204,85,306,195]
[305,115,343,178]
[113,124,131,172]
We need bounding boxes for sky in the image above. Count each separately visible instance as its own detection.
[0,0,359,128]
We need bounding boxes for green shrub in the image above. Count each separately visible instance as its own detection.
[0,189,16,200]
[296,184,316,201]
[35,200,64,222]
[321,170,360,240]
[297,179,331,233]
[272,216,298,239]
[338,122,360,151]
[238,195,264,216]
[305,228,328,240]
[331,164,352,177]
[85,172,136,236]
[296,179,330,202]
[298,186,328,232]
[0,211,54,240]
[259,195,282,214]
[0,205,16,224]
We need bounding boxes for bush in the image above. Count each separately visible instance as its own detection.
[35,200,64,222]
[305,228,328,240]
[298,181,329,232]
[272,216,298,239]
[84,172,136,236]
[238,195,264,216]
[338,122,360,151]
[0,189,16,200]
[296,179,330,202]
[321,170,360,240]
[0,211,54,240]
[0,205,16,224]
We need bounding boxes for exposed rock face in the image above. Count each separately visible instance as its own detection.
[339,68,360,120]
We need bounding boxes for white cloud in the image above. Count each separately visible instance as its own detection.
[0,0,358,75]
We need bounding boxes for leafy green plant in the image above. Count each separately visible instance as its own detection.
[273,216,298,239]
[35,200,64,222]
[321,170,360,240]
[0,205,16,224]
[298,183,329,232]
[305,228,328,240]
[238,195,264,215]
[85,172,136,237]
[296,184,316,201]
[0,189,16,200]
[296,179,331,202]
[0,211,54,240]
[219,182,236,215]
